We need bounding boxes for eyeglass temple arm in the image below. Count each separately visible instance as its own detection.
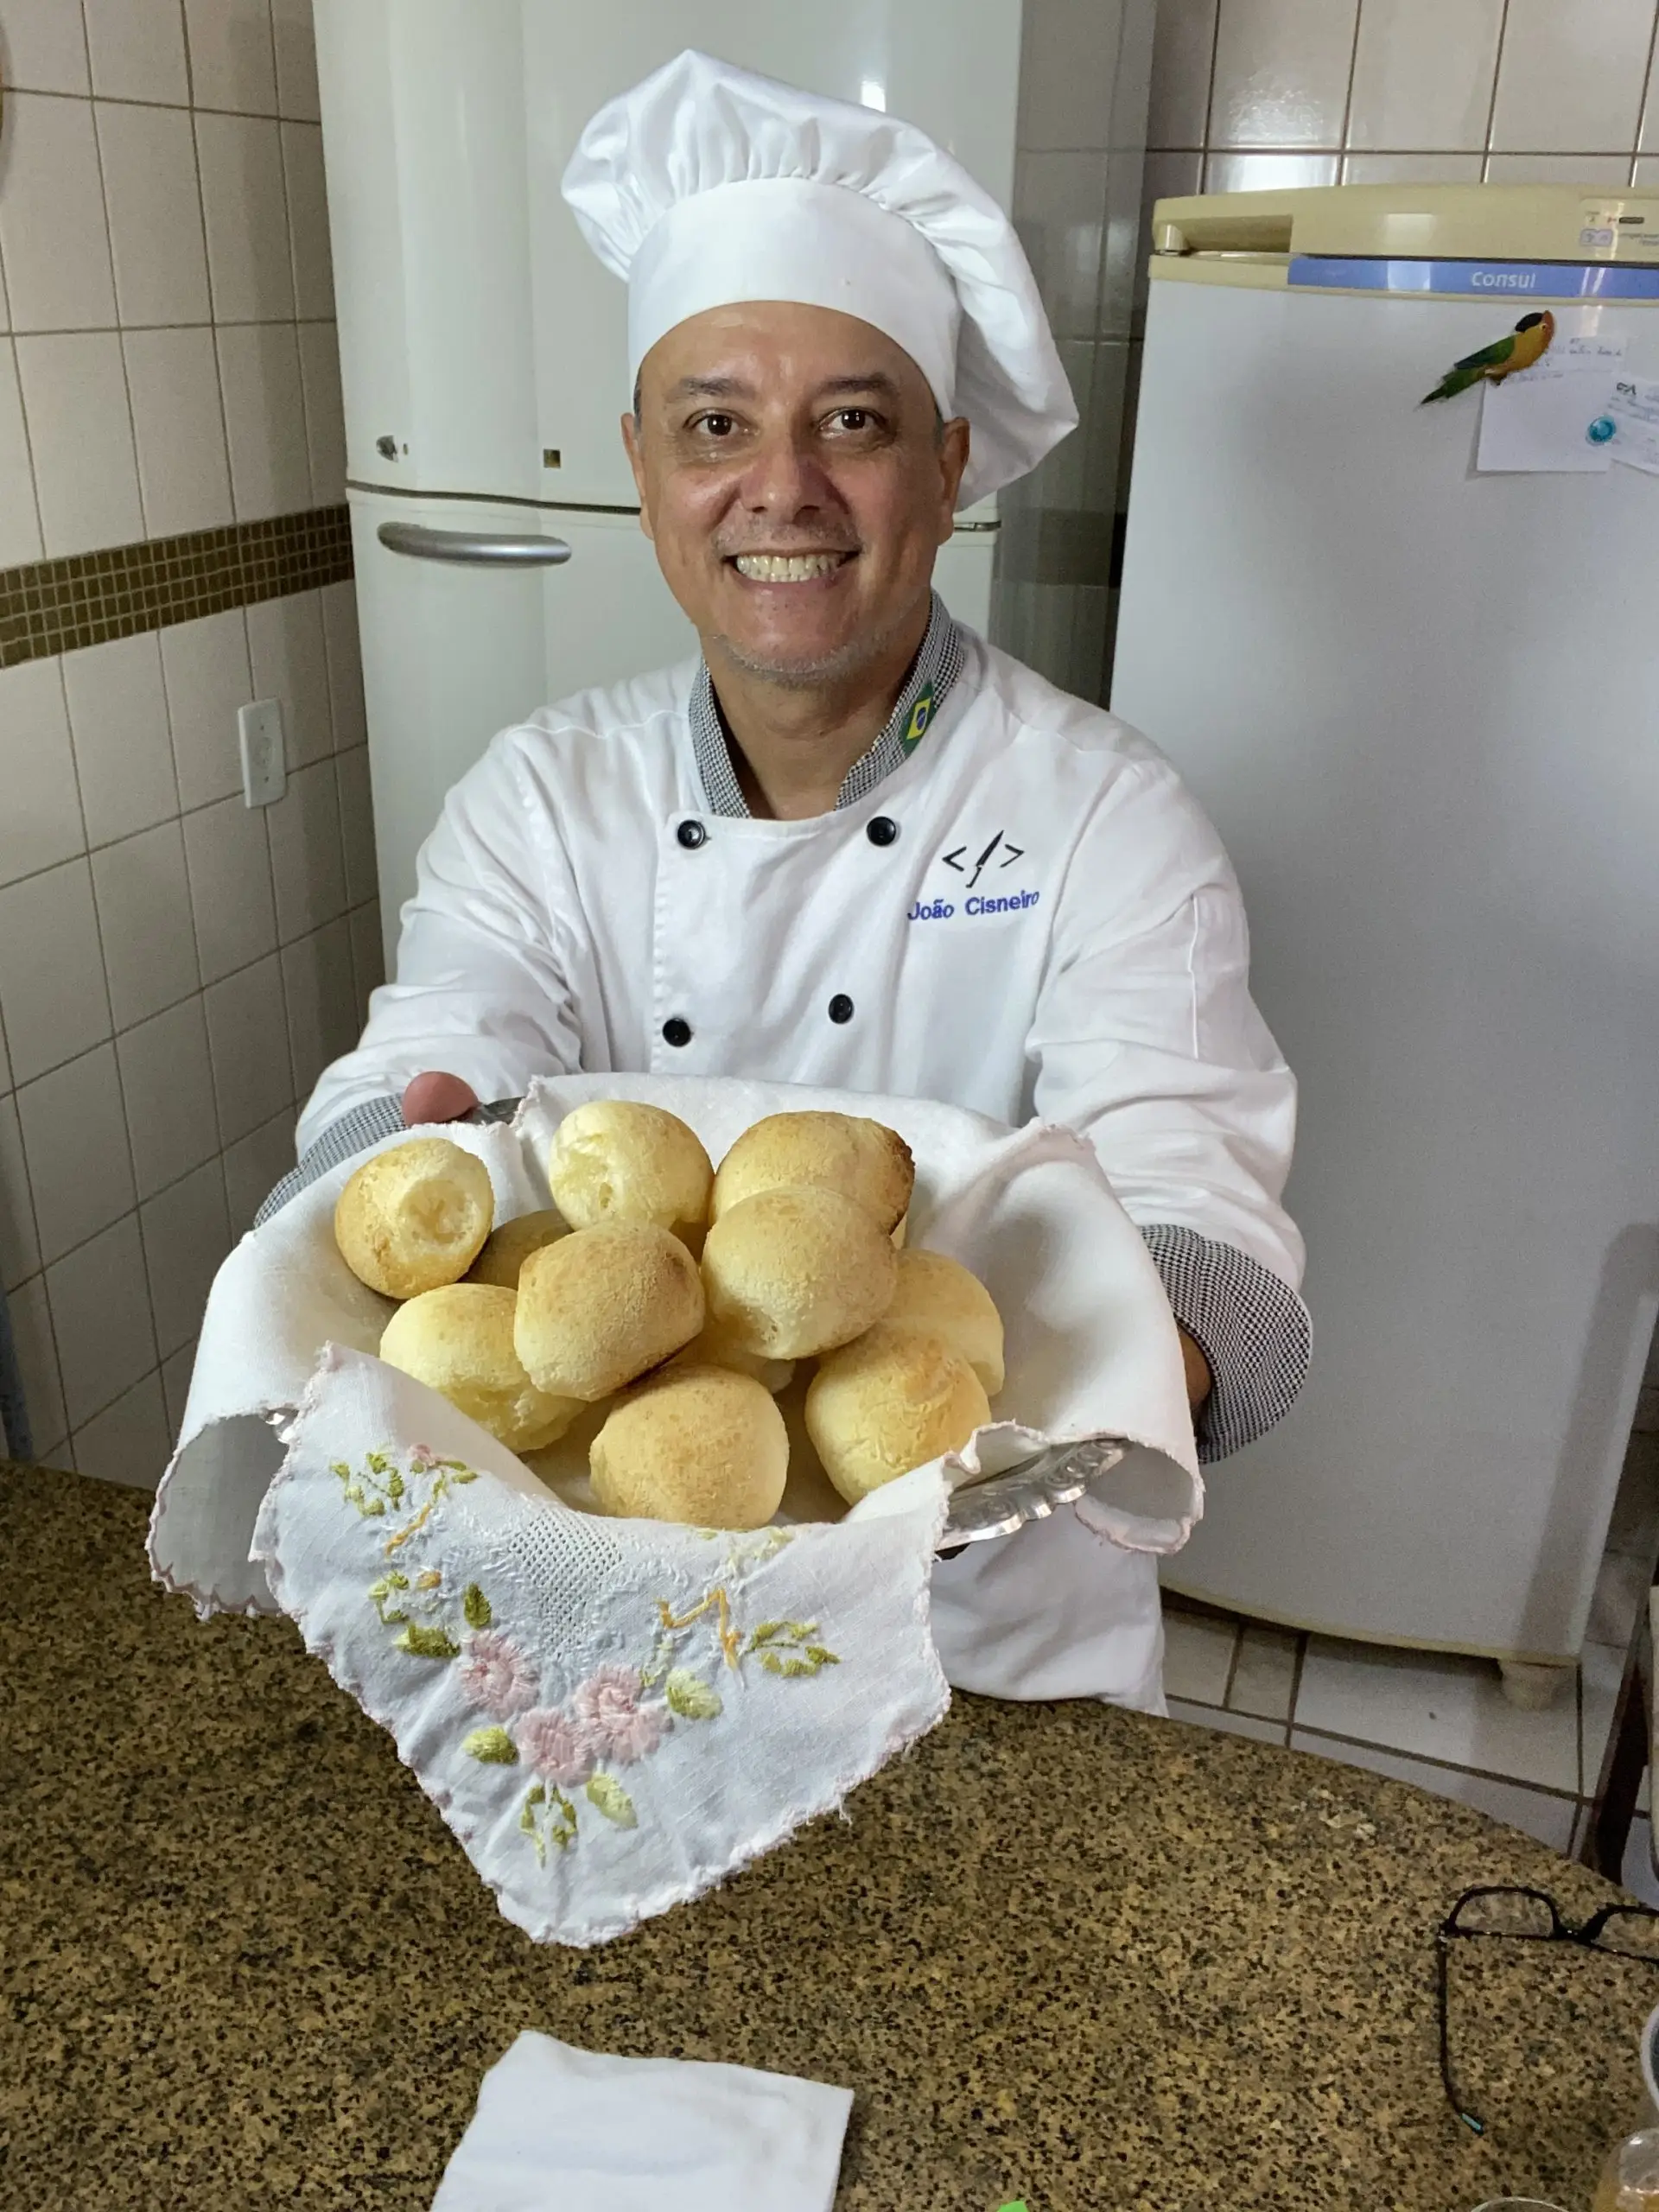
[1436,1932,1487,2136]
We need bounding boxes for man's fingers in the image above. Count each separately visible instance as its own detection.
[401,1071,480,1126]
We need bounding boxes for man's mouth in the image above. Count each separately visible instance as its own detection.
[728,551,855,582]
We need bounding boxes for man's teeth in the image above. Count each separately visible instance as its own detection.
[733,552,846,582]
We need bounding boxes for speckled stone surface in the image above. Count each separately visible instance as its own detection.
[1,1460,1650,2210]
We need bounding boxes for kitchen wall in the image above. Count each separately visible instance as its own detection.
[0,0,378,1480]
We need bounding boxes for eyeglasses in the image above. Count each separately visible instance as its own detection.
[1438,1885,1659,2135]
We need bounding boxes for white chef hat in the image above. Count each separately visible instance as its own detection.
[560,49,1077,508]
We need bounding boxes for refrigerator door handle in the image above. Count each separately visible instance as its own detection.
[376,522,574,567]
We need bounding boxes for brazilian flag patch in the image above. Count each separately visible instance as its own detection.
[899,683,937,757]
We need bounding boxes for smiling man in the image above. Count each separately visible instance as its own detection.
[270,52,1309,1713]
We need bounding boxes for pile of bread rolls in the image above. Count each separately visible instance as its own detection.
[333,1102,1005,1533]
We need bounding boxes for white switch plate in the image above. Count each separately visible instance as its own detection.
[238,698,286,807]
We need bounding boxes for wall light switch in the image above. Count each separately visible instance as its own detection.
[238,698,287,807]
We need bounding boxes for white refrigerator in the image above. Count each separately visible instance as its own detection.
[313,0,1032,958]
[1112,184,1659,1666]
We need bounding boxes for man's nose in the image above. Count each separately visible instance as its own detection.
[737,426,835,515]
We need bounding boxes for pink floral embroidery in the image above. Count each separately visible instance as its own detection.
[571,1663,668,1766]
[457,1630,538,1719]
[407,1443,441,1471]
[518,1706,596,1789]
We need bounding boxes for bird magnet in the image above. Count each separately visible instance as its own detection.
[1421,309,1556,404]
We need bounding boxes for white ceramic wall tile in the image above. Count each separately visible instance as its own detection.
[281,121,334,318]
[0,658,85,888]
[1580,1639,1626,1801]
[1161,1605,1238,1704]
[1342,152,1485,183]
[96,101,212,327]
[90,821,201,1030]
[1014,151,1108,339]
[1202,150,1341,191]
[1165,1698,1285,1744]
[216,321,310,518]
[270,0,321,120]
[1489,0,1654,154]
[83,0,191,104]
[1209,0,1358,148]
[0,93,117,332]
[196,112,296,323]
[347,899,385,1013]
[0,341,43,569]
[15,1042,137,1264]
[124,327,235,540]
[1644,103,1659,162]
[1483,153,1636,184]
[267,759,346,944]
[1100,148,1148,340]
[1228,1624,1300,1720]
[281,917,357,1098]
[61,632,180,849]
[141,1156,231,1356]
[182,0,277,115]
[298,320,346,505]
[1135,149,1204,327]
[1606,1429,1659,1557]
[0,0,91,92]
[1112,0,1159,152]
[1589,1547,1649,1649]
[161,1340,196,1439]
[1081,339,1131,512]
[9,1273,67,1456]
[46,1211,157,1427]
[117,996,220,1203]
[182,791,277,986]
[223,1106,293,1233]
[15,333,144,557]
[0,1093,41,1291]
[1018,0,1128,152]
[72,1368,170,1489]
[1288,1730,1578,1853]
[203,951,292,1143]
[321,581,366,751]
[334,748,378,907]
[0,860,112,1084]
[0,1005,10,1091]
[1294,1637,1580,1792]
[1346,0,1503,151]
[1148,0,1217,149]
[160,607,253,812]
[245,584,332,766]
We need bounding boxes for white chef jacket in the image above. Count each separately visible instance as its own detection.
[294,622,1306,1712]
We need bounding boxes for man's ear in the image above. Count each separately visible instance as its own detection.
[620,410,656,543]
[937,416,971,539]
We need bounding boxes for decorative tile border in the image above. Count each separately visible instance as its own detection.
[0,506,353,671]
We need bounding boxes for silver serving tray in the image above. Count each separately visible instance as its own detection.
[937,1437,1128,1552]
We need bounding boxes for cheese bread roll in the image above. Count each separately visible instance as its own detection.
[334,1137,493,1300]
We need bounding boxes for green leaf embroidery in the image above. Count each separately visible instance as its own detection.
[462,1582,493,1630]
[463,1726,518,1764]
[366,1571,410,1624]
[585,1774,638,1828]
[396,1623,460,1660]
[804,1647,840,1668]
[747,1618,818,1651]
[664,1669,722,1720]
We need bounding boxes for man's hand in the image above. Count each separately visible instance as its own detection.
[401,1071,479,1127]
[1178,1325,1212,1411]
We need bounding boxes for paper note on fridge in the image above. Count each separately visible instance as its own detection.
[1476,365,1618,474]
[1602,377,1659,476]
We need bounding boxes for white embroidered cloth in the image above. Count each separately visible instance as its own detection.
[430,2031,852,2211]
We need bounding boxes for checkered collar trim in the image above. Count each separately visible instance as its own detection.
[688,591,965,818]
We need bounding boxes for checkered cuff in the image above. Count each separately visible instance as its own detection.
[254,1094,521,1226]
[1141,1222,1310,1463]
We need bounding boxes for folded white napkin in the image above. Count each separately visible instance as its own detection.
[431,2032,853,2212]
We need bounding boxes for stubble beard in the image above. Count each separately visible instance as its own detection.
[707,588,924,693]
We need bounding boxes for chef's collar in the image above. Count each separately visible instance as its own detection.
[690,591,964,819]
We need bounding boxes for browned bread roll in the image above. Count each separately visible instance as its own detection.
[701,1185,898,1359]
[590,1364,788,1529]
[805,1323,992,1504]
[466,1208,568,1289]
[513,1221,704,1402]
[379,1283,581,1452]
[885,1249,1005,1395]
[547,1099,713,1240]
[334,1137,493,1300]
[710,1110,913,1234]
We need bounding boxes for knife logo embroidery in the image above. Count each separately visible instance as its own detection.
[942,831,1026,889]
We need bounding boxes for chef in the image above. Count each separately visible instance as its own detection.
[266,51,1309,1713]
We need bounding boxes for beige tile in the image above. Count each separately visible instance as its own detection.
[1342,152,1485,183]
[182,0,277,115]
[16,1042,136,1265]
[1165,1698,1284,1744]
[0,340,43,569]
[1148,0,1217,149]
[1209,0,1357,147]
[71,1368,169,1490]
[83,0,190,104]
[90,822,201,1030]
[1099,148,1148,340]
[1162,1605,1238,1704]
[1115,0,1159,149]
[8,1273,67,1456]
[0,859,112,1084]
[1490,0,1655,153]
[347,900,385,1013]
[1347,0,1503,150]
[1605,1427,1659,1558]
[1018,0,1130,152]
[1229,1623,1300,1719]
[161,607,253,813]
[1645,103,1659,162]
[116,996,220,1202]
[282,917,358,1099]
[1589,1547,1649,1649]
[246,588,332,766]
[0,93,118,332]
[335,747,378,908]
[196,111,296,323]
[15,332,143,558]
[124,327,234,541]
[1483,152,1636,184]
[1080,338,1131,512]
[46,1211,157,1427]
[0,1092,41,1291]
[217,322,309,519]
[0,0,91,92]
[270,0,321,121]
[203,952,292,1144]
[321,581,366,751]
[140,1157,231,1357]
[61,631,179,849]
[282,120,334,318]
[0,1006,10,1091]
[223,1108,294,1235]
[1202,150,1342,191]
[96,101,211,327]
[1289,1729,1578,1853]
[182,791,278,987]
[1294,1636,1579,1792]
[0,658,86,889]
[268,758,346,944]
[1014,150,1108,340]
[298,320,346,505]
[161,1338,197,1440]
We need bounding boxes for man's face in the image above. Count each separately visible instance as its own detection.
[623,302,969,687]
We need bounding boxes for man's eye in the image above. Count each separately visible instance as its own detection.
[695,413,735,437]
[831,409,871,430]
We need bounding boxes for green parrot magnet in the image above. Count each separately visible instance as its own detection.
[1420,308,1555,404]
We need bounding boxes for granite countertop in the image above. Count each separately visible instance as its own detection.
[1,1459,1649,2210]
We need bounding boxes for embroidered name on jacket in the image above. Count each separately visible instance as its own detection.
[908,890,1042,921]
